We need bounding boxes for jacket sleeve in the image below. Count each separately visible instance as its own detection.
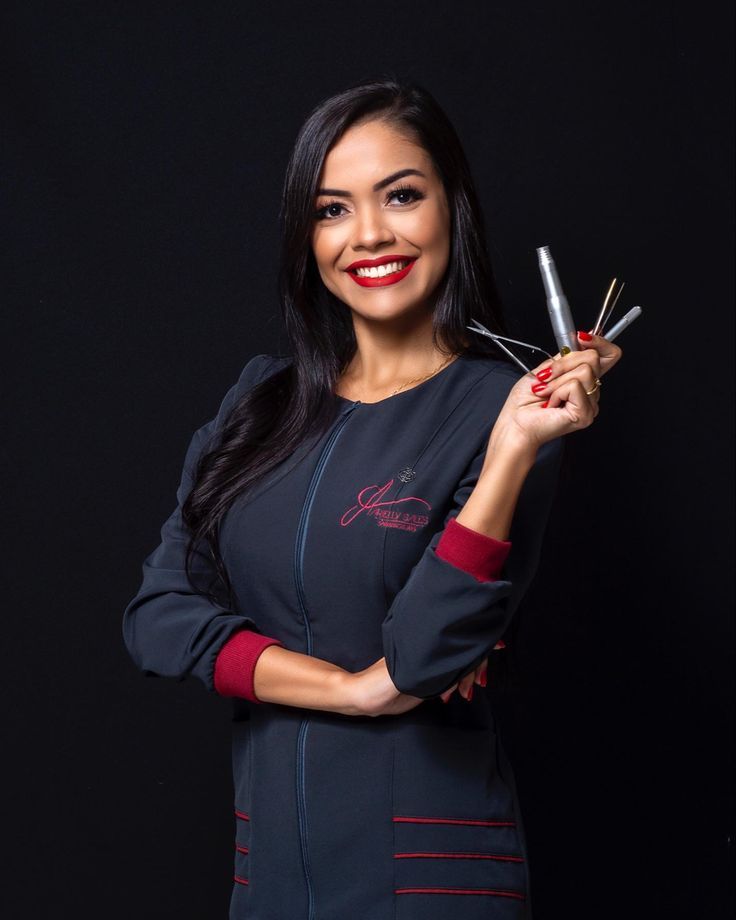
[122,354,284,701]
[435,516,512,582]
[380,430,564,699]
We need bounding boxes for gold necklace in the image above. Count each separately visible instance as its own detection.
[387,353,458,397]
[385,352,459,398]
[336,353,459,403]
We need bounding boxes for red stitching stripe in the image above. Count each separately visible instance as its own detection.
[394,851,523,862]
[395,886,525,900]
[233,809,250,888]
[392,815,516,827]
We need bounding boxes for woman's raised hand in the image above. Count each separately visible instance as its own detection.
[349,331,623,716]
[490,330,623,454]
[433,332,623,701]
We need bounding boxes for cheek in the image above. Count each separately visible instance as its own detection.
[311,232,325,267]
[406,205,450,254]
[311,236,344,296]
[312,231,343,273]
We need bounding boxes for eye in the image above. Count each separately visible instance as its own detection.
[386,183,425,206]
[313,201,348,221]
[313,183,426,221]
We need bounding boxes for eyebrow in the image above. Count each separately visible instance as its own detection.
[316,168,427,198]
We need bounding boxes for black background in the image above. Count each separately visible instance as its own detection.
[3,2,733,917]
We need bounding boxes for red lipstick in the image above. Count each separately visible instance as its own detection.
[344,254,418,288]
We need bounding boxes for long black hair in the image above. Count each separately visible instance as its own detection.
[182,74,519,617]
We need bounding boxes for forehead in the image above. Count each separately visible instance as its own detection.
[318,119,433,185]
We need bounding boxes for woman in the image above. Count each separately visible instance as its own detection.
[123,76,622,919]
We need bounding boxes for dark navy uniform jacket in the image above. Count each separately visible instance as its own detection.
[122,351,563,920]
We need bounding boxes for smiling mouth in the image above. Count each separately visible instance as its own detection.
[346,257,418,288]
[349,259,412,279]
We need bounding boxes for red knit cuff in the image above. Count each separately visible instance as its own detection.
[214,629,284,702]
[435,516,512,582]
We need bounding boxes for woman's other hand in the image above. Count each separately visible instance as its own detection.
[345,657,425,717]
[490,330,623,455]
[438,640,506,703]
[345,643,508,714]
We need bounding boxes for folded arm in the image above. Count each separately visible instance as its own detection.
[122,355,287,702]
[380,430,563,699]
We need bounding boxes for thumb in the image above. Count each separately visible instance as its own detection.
[576,329,619,372]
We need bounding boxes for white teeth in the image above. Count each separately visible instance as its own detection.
[354,260,409,278]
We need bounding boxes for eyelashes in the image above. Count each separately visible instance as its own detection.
[313,184,426,221]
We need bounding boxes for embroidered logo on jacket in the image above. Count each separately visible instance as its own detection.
[340,478,431,533]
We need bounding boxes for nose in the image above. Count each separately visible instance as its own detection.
[350,203,395,251]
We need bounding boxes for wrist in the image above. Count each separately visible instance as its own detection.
[457,436,537,541]
[326,668,367,716]
[486,427,538,470]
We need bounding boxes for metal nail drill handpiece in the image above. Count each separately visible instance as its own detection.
[536,245,579,355]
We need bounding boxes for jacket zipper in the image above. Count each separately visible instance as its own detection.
[293,402,360,919]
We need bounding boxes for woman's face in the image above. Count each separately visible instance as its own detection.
[310,119,451,324]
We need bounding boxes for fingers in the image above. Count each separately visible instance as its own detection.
[576,329,622,376]
[544,377,597,427]
[457,670,476,701]
[440,649,501,703]
[531,329,622,382]
[531,360,599,402]
[439,682,458,703]
[441,672,475,703]
[529,337,605,417]
[531,349,584,380]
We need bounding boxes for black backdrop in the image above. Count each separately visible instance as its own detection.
[3,2,733,918]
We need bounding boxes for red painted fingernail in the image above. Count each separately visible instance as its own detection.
[578,330,593,341]
[536,367,553,381]
[531,382,547,393]
[479,670,487,687]
[466,685,473,701]
[541,401,549,408]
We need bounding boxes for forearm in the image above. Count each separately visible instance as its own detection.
[454,436,537,541]
[380,426,559,699]
[252,644,358,714]
[254,441,537,710]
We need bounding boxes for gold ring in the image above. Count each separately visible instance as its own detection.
[585,378,602,396]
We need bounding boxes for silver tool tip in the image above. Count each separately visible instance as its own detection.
[536,245,552,265]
